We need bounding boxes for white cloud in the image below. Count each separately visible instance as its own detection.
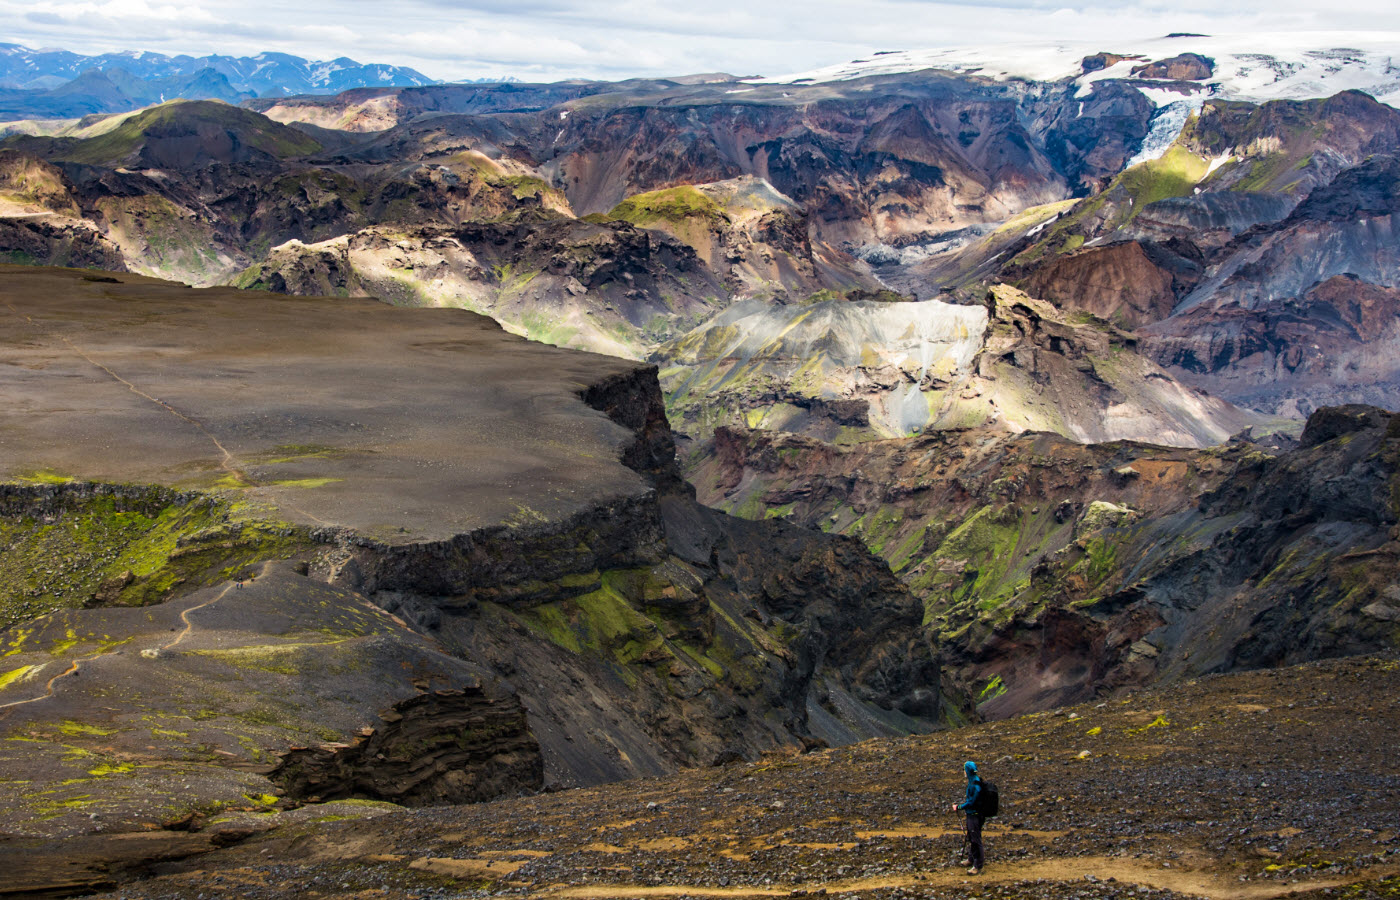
[0,0,1397,82]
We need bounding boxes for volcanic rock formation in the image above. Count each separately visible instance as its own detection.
[0,266,940,852]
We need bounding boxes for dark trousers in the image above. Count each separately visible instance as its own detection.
[964,812,984,868]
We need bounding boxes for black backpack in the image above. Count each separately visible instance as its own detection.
[974,778,1000,817]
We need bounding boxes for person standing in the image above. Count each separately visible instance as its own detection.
[952,760,984,875]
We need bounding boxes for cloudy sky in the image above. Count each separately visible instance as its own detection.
[5,0,1400,81]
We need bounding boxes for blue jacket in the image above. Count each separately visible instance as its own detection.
[958,775,982,813]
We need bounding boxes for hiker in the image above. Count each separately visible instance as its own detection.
[952,760,985,875]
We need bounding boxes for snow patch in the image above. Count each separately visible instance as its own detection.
[1205,153,1234,177]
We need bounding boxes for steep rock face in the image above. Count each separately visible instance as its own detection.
[967,288,1262,447]
[598,176,879,300]
[1120,191,1296,255]
[657,293,988,440]
[1172,153,1400,314]
[1080,52,1134,74]
[1004,92,1400,290]
[428,494,939,788]
[0,215,126,269]
[0,150,81,216]
[1132,154,1400,414]
[1183,91,1400,195]
[1143,275,1400,417]
[657,285,1261,447]
[1034,80,1156,193]
[689,405,1400,719]
[1019,240,1177,328]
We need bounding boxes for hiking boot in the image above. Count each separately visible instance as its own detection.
[967,866,981,876]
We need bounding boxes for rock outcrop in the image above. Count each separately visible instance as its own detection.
[1130,53,1214,81]
[242,216,727,359]
[690,405,1400,719]
[269,688,543,806]
[1143,275,1400,416]
[1019,240,1178,328]
[595,176,879,301]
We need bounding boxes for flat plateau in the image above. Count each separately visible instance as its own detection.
[0,265,651,544]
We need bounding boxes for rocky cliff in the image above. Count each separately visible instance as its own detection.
[1143,274,1400,417]
[0,266,940,849]
[239,216,728,359]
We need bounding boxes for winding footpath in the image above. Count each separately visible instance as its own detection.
[0,560,275,714]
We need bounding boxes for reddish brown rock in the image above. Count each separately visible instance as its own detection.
[1019,241,1177,328]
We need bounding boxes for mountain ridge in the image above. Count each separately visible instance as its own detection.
[0,44,436,97]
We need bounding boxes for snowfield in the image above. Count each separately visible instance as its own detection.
[759,32,1400,108]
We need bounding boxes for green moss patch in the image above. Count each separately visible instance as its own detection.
[606,186,727,229]
[0,486,312,629]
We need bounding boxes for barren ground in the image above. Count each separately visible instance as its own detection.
[35,654,1398,900]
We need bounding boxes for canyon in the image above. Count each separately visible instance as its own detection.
[2,31,1400,900]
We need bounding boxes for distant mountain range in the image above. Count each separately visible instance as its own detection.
[0,44,507,121]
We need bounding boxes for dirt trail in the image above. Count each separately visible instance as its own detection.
[58,334,244,478]
[0,657,94,713]
[160,583,236,652]
[551,857,1397,900]
[1,560,277,714]
[159,559,281,652]
[58,334,336,528]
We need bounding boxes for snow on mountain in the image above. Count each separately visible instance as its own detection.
[0,45,437,97]
[1124,98,1204,167]
[761,32,1400,108]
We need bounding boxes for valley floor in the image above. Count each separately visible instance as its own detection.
[27,655,1398,900]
